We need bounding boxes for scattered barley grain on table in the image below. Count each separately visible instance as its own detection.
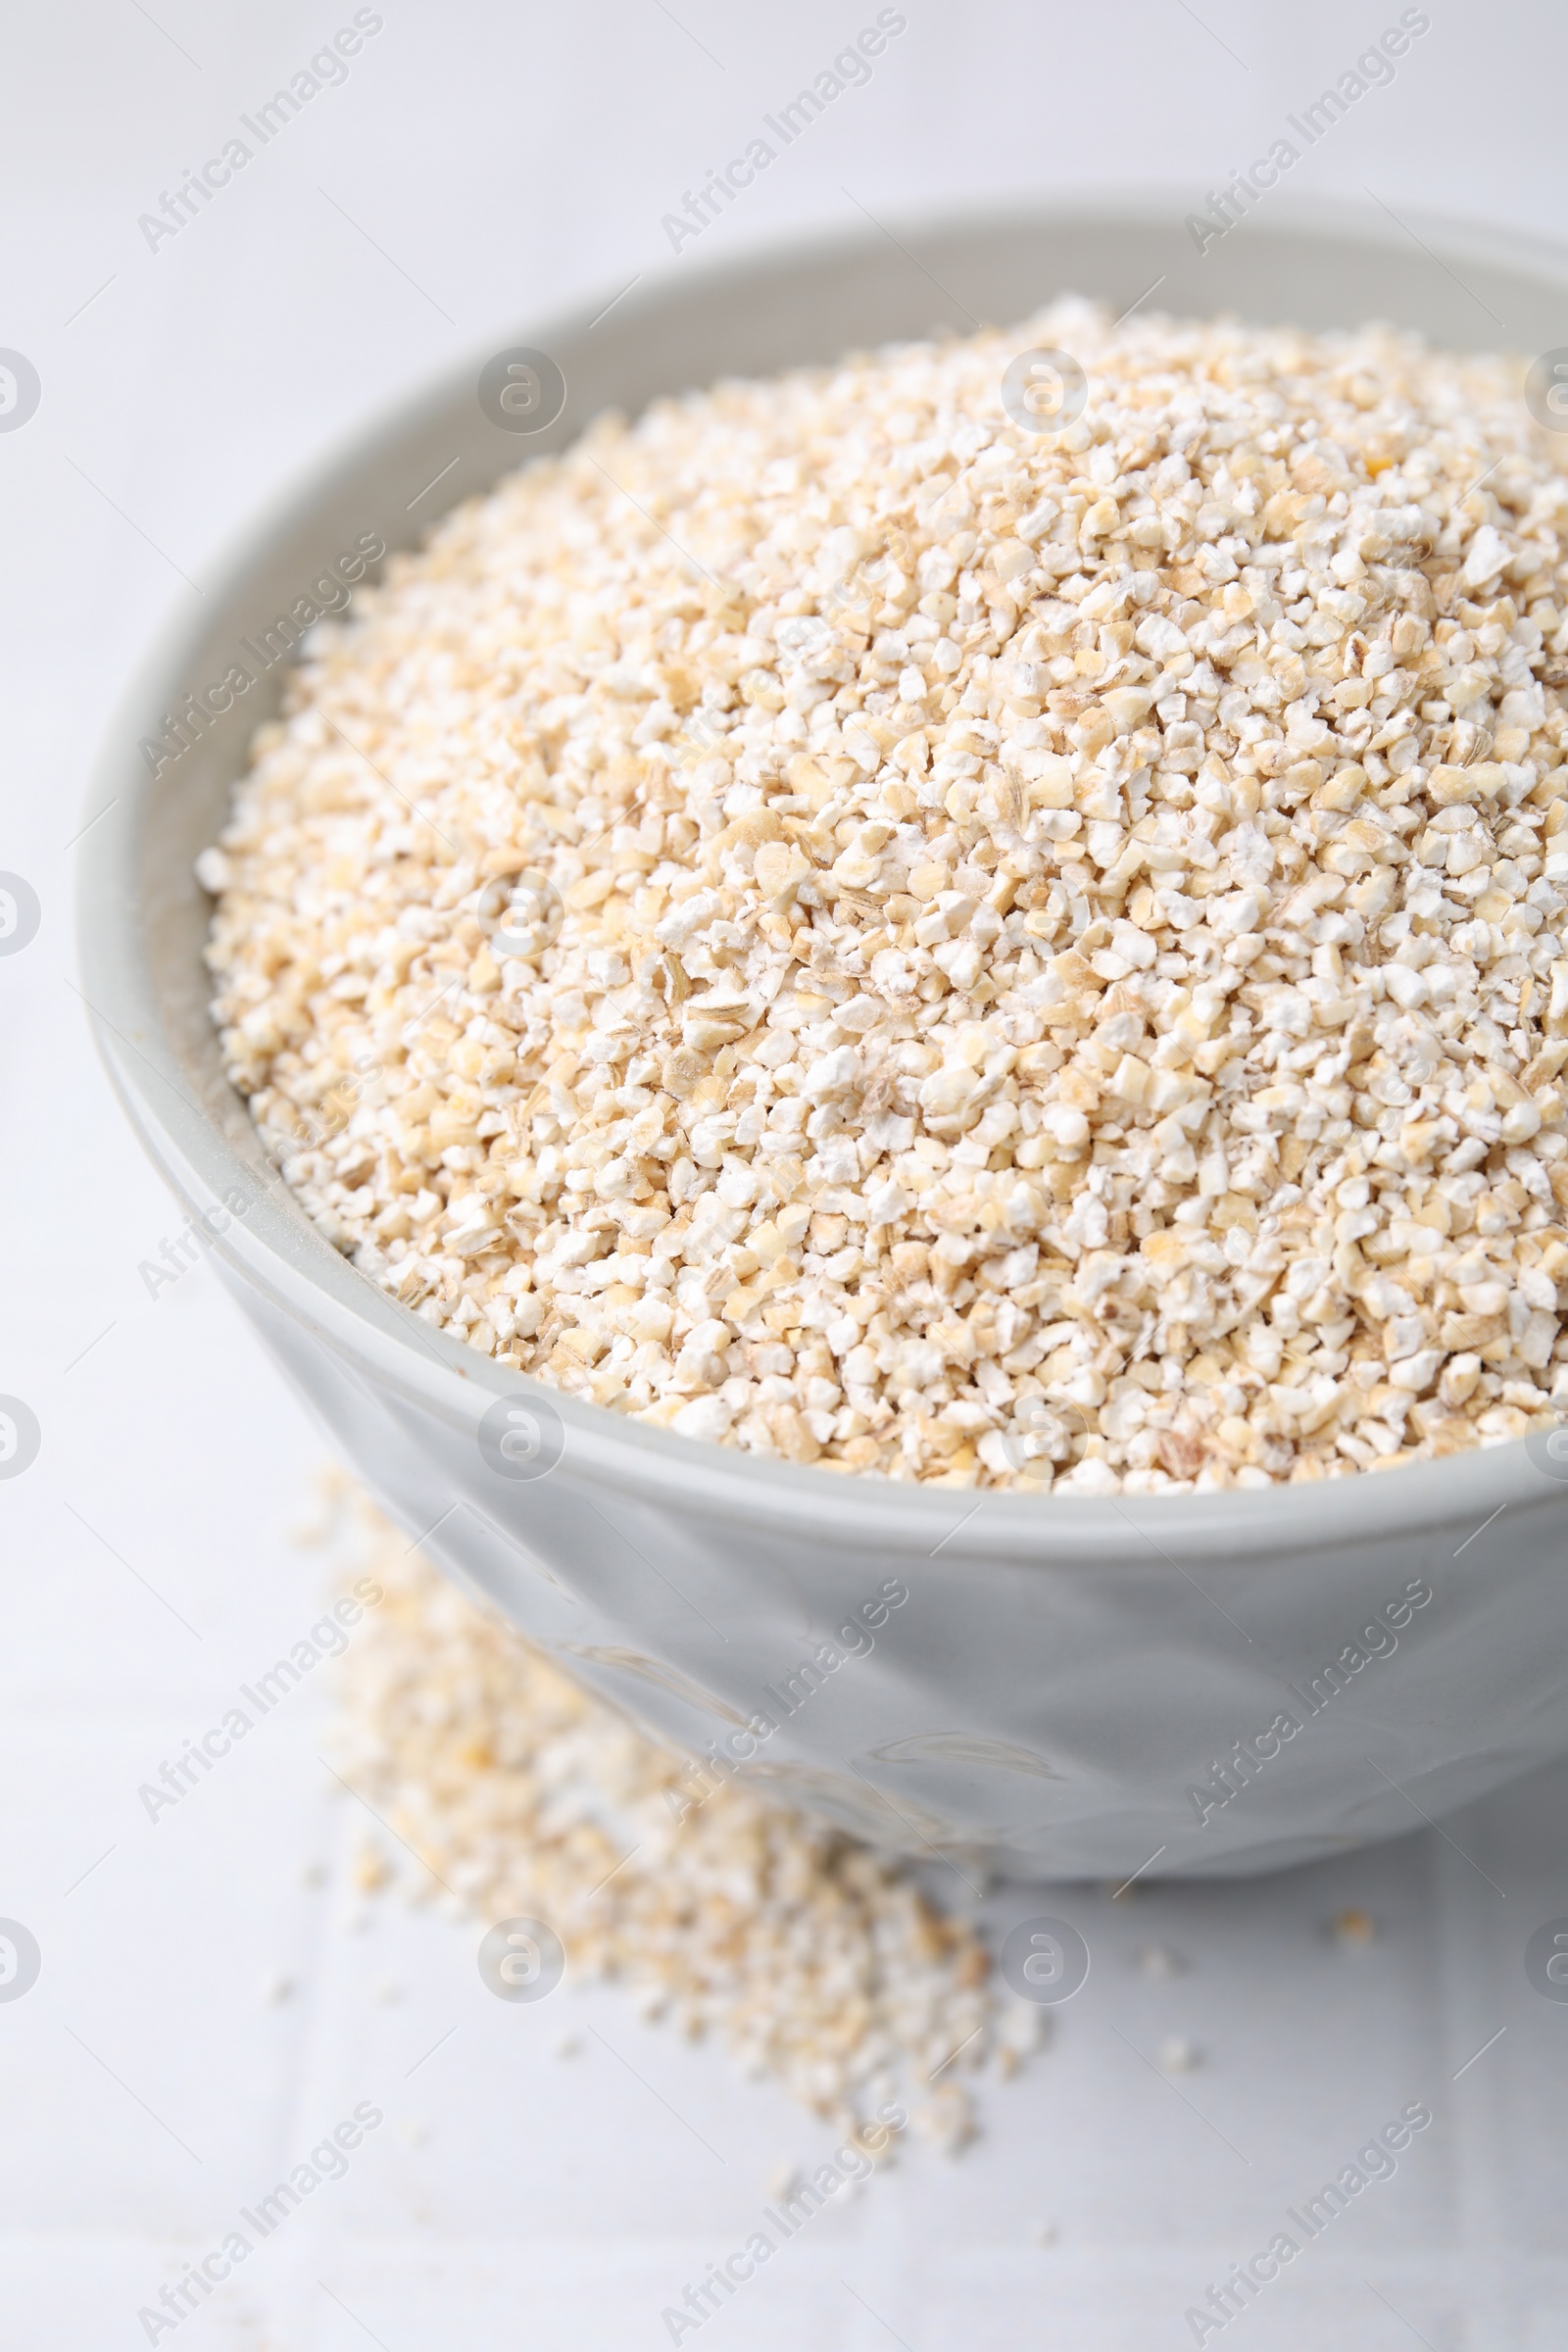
[331,1495,1008,2148]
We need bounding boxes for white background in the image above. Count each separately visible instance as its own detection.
[4,3,1568,2345]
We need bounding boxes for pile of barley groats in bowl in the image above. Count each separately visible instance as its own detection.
[204,299,1568,1494]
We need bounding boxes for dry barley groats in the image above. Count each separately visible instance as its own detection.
[204,300,1568,1492]
[334,1497,1009,2147]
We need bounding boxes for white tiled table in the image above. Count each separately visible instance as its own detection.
[5,4,1567,2341]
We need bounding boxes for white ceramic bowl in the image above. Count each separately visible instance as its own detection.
[79,199,1568,1880]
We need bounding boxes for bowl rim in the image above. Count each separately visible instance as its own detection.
[76,192,1568,1568]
